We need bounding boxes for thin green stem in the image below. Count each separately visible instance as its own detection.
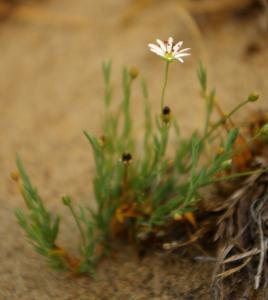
[202,99,250,142]
[123,164,129,189]
[68,204,87,251]
[160,62,170,111]
[201,167,268,187]
[203,90,215,136]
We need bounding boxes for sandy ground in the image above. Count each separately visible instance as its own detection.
[0,0,268,299]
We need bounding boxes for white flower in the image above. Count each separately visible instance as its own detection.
[148,37,190,63]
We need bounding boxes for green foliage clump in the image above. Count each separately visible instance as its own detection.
[14,60,261,276]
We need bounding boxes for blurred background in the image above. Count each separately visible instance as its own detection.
[0,1,267,299]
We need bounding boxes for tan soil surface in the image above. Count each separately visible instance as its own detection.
[0,1,268,299]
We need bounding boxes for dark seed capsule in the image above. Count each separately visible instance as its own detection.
[162,106,171,115]
[161,106,172,123]
[122,152,132,164]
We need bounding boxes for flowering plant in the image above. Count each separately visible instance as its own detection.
[13,37,265,278]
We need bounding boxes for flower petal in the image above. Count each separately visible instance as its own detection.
[149,48,165,57]
[148,43,163,53]
[149,45,165,56]
[178,48,191,53]
[168,37,173,45]
[176,57,184,63]
[174,52,191,58]
[173,41,183,53]
[167,37,173,52]
[156,39,167,52]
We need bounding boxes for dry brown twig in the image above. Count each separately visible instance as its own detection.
[221,247,260,264]
[216,256,252,281]
[254,209,267,289]
[213,169,268,295]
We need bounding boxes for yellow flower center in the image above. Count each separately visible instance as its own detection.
[164,52,173,61]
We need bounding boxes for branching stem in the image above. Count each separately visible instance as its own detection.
[202,99,250,142]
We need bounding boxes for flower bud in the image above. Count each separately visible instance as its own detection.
[129,67,139,80]
[98,135,106,147]
[247,92,259,102]
[10,170,20,182]
[221,159,232,170]
[173,212,183,221]
[258,124,268,142]
[62,196,72,206]
[216,147,225,155]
